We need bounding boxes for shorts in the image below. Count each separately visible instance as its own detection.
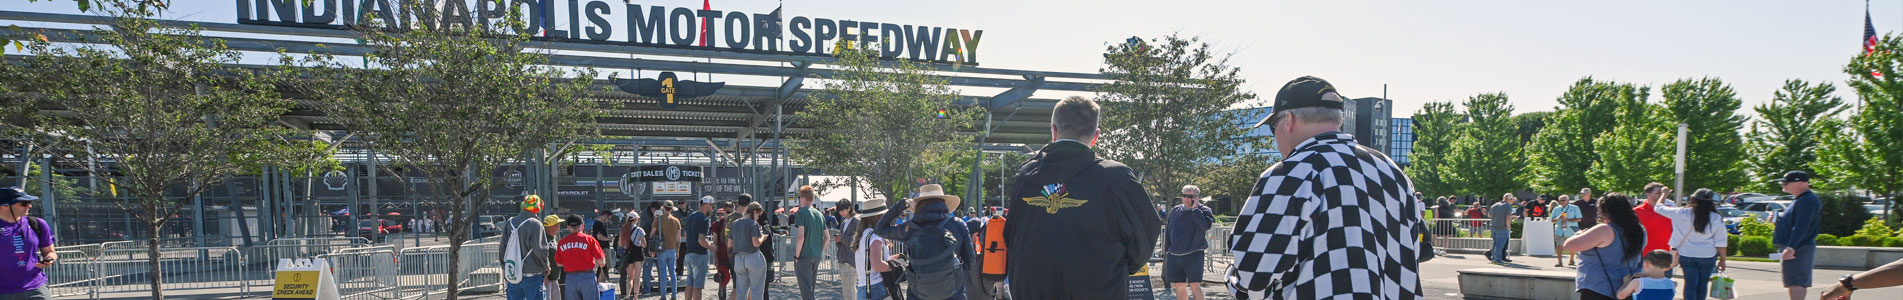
[624,246,646,263]
[1781,245,1816,287]
[0,287,48,300]
[1163,251,1204,283]
[684,253,711,288]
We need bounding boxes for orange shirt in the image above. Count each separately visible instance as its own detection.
[556,232,604,273]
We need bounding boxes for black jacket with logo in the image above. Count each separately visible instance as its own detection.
[1002,141,1163,300]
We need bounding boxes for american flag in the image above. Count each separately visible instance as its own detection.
[1867,5,1882,77]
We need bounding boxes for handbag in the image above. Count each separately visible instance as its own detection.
[1709,271,1736,299]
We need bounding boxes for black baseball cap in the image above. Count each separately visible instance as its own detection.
[0,187,38,206]
[564,215,585,227]
[1252,76,1348,129]
[1775,171,1812,183]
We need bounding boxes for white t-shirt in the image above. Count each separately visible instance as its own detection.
[856,228,886,286]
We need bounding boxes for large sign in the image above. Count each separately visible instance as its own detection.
[614,71,723,109]
[235,0,985,65]
[631,165,703,182]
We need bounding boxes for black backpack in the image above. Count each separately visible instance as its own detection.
[901,218,965,299]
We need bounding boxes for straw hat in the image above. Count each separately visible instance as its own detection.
[911,184,961,213]
[857,198,888,219]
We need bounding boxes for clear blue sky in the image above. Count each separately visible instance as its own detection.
[7,0,1893,118]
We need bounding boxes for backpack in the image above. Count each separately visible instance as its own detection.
[901,217,966,299]
[501,217,535,284]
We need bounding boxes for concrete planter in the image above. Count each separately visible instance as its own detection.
[1812,246,1903,269]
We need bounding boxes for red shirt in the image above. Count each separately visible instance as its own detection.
[556,232,604,273]
[1634,202,1674,254]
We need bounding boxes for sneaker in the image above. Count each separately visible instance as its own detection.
[1555,263,1564,267]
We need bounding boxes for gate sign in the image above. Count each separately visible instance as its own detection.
[614,72,724,109]
[633,165,703,182]
[272,258,340,300]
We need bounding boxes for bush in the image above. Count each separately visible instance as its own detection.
[1727,235,1741,251]
[1841,235,1882,247]
[1885,237,1903,248]
[1821,193,1876,236]
[1738,236,1775,257]
[1855,217,1896,238]
[1739,217,1774,237]
[1817,234,1839,246]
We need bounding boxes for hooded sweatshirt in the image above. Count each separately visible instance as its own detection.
[1002,140,1163,299]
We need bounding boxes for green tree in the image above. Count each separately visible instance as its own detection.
[1589,96,1674,194]
[1526,78,1646,193]
[1661,77,1751,193]
[1749,80,1845,193]
[1442,93,1524,196]
[290,5,600,298]
[2,5,317,298]
[1193,152,1277,203]
[1819,33,1903,212]
[792,46,977,205]
[1407,101,1462,197]
[1095,34,1257,204]
[1512,111,1554,145]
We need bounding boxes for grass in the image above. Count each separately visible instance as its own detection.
[1728,256,1778,263]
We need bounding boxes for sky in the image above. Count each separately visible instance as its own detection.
[5,0,1894,118]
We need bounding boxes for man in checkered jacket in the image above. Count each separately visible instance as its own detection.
[1226,76,1427,299]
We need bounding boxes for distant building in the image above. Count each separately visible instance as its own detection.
[1231,107,1279,159]
[1390,118,1414,167]
[1343,98,1393,154]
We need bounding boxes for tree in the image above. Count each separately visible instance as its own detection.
[1661,77,1751,193]
[1095,34,1257,203]
[1193,152,1276,204]
[1525,78,1646,194]
[1589,96,1674,194]
[1749,80,1845,193]
[1441,93,1524,197]
[792,45,977,205]
[1818,33,1903,204]
[289,5,600,299]
[1512,111,1554,145]
[1,5,316,298]
[1406,101,1462,197]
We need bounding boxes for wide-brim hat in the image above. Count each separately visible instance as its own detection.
[857,198,889,219]
[911,184,961,213]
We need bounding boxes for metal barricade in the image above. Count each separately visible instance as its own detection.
[319,246,400,300]
[243,238,375,291]
[1430,218,1512,251]
[395,241,502,299]
[43,248,104,299]
[91,246,248,296]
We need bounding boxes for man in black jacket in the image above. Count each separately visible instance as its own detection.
[1003,96,1164,300]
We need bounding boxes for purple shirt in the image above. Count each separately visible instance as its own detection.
[1,217,54,293]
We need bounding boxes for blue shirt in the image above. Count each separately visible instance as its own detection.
[1165,204,1215,255]
[1773,191,1822,249]
[683,211,710,254]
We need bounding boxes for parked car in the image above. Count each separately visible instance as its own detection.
[1868,204,1890,217]
[1738,201,1792,221]
[1717,207,1753,234]
[358,219,404,241]
[1729,193,1775,205]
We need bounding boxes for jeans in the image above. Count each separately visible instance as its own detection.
[506,274,547,300]
[0,288,50,300]
[734,252,768,300]
[684,253,711,288]
[1490,229,1510,262]
[643,256,656,292]
[836,261,859,300]
[565,272,601,300]
[656,250,679,299]
[1680,255,1718,300]
[859,284,889,300]
[795,255,821,300]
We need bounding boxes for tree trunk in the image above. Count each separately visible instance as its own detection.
[446,238,463,300]
[147,220,165,299]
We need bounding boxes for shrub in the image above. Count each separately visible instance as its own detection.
[1739,217,1774,237]
[1820,193,1875,236]
[1841,235,1882,247]
[1817,234,1839,246]
[1727,235,1741,251]
[1738,236,1774,257]
[1855,217,1896,238]
[1885,237,1903,248]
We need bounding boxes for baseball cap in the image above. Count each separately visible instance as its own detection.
[701,196,716,204]
[0,187,38,206]
[564,215,584,227]
[1775,171,1812,183]
[542,215,564,227]
[1252,76,1348,129]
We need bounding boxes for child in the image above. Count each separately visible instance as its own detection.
[1618,250,1679,300]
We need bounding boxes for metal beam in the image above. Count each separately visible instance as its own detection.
[990,75,1046,110]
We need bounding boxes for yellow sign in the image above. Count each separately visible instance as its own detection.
[272,270,319,299]
[1130,265,1150,276]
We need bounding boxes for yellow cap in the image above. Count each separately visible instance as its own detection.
[542,215,563,227]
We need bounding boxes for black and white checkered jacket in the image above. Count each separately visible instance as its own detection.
[1226,132,1426,299]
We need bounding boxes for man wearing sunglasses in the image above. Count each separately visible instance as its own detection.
[1227,76,1426,299]
[1164,185,1215,300]
[1,187,56,300]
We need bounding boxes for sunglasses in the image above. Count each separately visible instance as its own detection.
[1181,194,1197,199]
[11,202,32,207]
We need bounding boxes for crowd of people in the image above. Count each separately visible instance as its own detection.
[10,75,1903,300]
